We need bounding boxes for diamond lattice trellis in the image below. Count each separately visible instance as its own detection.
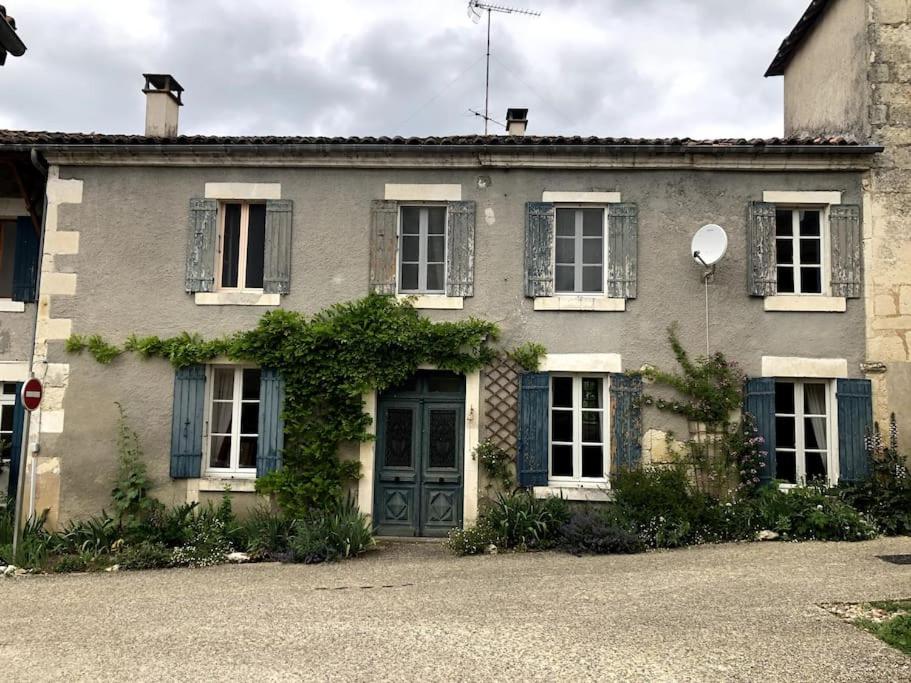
[483,356,522,454]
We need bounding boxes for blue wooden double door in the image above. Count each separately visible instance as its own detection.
[374,371,465,537]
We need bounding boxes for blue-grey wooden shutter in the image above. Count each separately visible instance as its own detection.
[829,205,862,298]
[257,368,285,477]
[747,202,777,297]
[12,216,39,303]
[525,202,554,297]
[837,378,873,483]
[517,372,549,487]
[744,377,776,484]
[264,199,293,295]
[170,364,206,479]
[369,200,398,294]
[185,199,217,293]
[606,203,638,299]
[6,382,24,500]
[446,200,475,297]
[611,374,642,470]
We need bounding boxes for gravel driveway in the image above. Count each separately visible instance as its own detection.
[1,537,910,681]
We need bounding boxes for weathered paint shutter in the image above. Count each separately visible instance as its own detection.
[517,372,549,487]
[610,374,642,470]
[837,378,873,484]
[170,364,206,479]
[256,368,285,478]
[185,199,217,293]
[264,199,293,294]
[369,200,398,294]
[747,202,777,297]
[829,205,862,298]
[744,377,776,484]
[606,203,639,299]
[6,382,24,500]
[445,200,475,297]
[524,202,554,297]
[11,216,39,303]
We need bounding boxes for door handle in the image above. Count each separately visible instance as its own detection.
[395,476,401,483]
[438,477,444,484]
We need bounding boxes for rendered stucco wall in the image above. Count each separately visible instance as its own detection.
[40,164,867,522]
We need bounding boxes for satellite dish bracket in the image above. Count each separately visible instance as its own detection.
[693,250,716,282]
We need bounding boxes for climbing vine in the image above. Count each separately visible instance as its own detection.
[67,295,499,517]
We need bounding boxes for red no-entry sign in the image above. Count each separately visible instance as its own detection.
[21,377,43,412]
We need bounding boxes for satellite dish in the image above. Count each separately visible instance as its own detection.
[691,224,728,267]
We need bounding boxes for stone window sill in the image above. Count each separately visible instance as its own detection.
[533,485,614,502]
[764,296,846,312]
[195,292,281,306]
[0,299,25,313]
[396,294,464,310]
[196,477,257,493]
[534,296,626,312]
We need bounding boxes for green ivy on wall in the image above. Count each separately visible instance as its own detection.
[67,294,500,517]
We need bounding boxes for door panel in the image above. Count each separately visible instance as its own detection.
[374,400,420,536]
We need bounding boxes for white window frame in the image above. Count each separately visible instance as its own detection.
[548,374,610,486]
[774,379,838,487]
[397,204,448,295]
[553,205,608,296]
[773,205,829,296]
[204,365,260,478]
[215,201,266,293]
[0,217,25,312]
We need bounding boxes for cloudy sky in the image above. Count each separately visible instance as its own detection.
[0,0,804,139]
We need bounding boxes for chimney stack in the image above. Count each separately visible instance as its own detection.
[505,108,528,136]
[142,73,183,137]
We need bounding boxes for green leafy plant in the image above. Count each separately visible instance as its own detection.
[240,506,295,560]
[289,496,374,564]
[448,492,569,555]
[65,334,123,364]
[446,522,497,557]
[558,508,645,555]
[508,342,547,372]
[110,403,162,528]
[116,541,174,571]
[475,439,513,491]
[750,484,876,541]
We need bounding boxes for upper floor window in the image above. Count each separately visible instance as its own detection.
[549,375,608,483]
[555,207,605,294]
[207,366,261,476]
[775,208,823,295]
[398,205,446,294]
[218,202,266,291]
[775,380,832,485]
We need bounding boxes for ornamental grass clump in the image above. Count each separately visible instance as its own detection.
[289,497,374,564]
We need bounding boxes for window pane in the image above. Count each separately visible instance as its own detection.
[775,209,793,237]
[2,382,17,395]
[799,238,821,266]
[803,383,826,414]
[800,267,822,294]
[213,368,235,401]
[428,409,458,469]
[555,265,575,292]
[400,264,419,291]
[426,264,444,292]
[245,204,266,289]
[221,204,242,288]
[401,235,420,262]
[804,418,827,450]
[776,239,793,265]
[427,207,446,235]
[211,403,234,434]
[775,382,795,414]
[384,408,413,467]
[1,405,12,432]
[582,238,603,265]
[552,377,573,408]
[806,452,827,481]
[240,403,259,434]
[552,410,573,442]
[401,207,420,235]
[238,436,257,469]
[582,378,602,408]
[242,369,261,400]
[0,221,16,299]
[777,267,795,294]
[426,373,463,393]
[555,237,575,264]
[581,445,603,478]
[551,444,573,477]
[582,266,602,292]
[581,411,602,442]
[799,210,820,237]
[582,209,603,237]
[209,435,231,468]
[556,209,575,237]
[775,451,796,483]
[427,235,445,263]
[776,416,796,449]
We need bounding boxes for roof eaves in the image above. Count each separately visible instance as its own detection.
[765,0,833,77]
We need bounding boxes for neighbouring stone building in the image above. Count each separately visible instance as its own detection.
[767,0,911,448]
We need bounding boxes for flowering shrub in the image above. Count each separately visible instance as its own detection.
[475,439,514,491]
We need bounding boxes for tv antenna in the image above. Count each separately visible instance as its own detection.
[467,1,540,134]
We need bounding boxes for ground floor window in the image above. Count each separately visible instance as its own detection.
[206,366,260,476]
[549,375,608,483]
[0,382,16,500]
[774,380,833,484]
